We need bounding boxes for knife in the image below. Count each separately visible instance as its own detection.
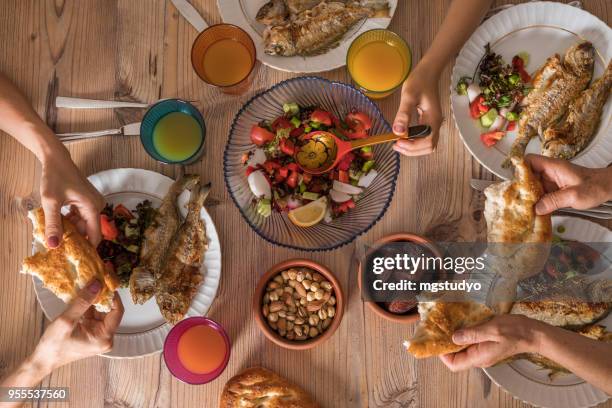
[470,178,612,215]
[56,122,141,142]
[56,96,149,109]
[170,0,208,32]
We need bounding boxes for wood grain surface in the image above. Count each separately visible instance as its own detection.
[0,1,610,407]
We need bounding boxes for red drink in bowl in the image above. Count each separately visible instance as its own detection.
[163,317,230,384]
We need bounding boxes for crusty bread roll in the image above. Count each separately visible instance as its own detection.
[219,367,320,408]
[404,299,494,358]
[21,208,118,312]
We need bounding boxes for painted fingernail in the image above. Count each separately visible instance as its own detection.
[47,236,59,248]
[87,280,102,294]
[393,124,406,134]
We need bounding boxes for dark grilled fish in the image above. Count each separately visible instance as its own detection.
[505,42,594,166]
[129,175,199,304]
[256,0,289,25]
[542,60,612,159]
[156,182,210,324]
[264,1,372,56]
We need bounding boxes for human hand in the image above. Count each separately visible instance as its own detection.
[392,63,443,156]
[30,280,124,373]
[525,154,612,215]
[439,314,543,372]
[39,149,104,248]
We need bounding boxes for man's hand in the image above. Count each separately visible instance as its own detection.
[525,154,612,215]
[439,315,542,371]
[30,280,124,372]
[392,64,443,157]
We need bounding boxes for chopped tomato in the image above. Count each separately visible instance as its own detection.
[250,125,275,146]
[274,172,286,183]
[113,204,133,220]
[302,173,312,184]
[286,171,299,189]
[262,160,281,173]
[334,199,356,214]
[346,111,372,131]
[272,117,292,131]
[280,138,296,156]
[331,113,342,128]
[480,131,505,147]
[310,109,332,126]
[506,121,517,132]
[286,162,300,172]
[512,55,524,70]
[278,166,289,178]
[337,152,355,171]
[345,129,368,139]
[245,166,256,176]
[518,68,531,83]
[290,126,305,138]
[338,170,349,184]
[469,95,488,119]
[241,152,250,164]
[100,214,119,241]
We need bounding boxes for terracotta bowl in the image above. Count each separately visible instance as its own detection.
[357,233,443,324]
[253,259,344,350]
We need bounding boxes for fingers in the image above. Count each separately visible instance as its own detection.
[452,322,498,345]
[439,344,493,371]
[103,293,125,333]
[61,279,102,323]
[393,137,435,156]
[393,93,417,136]
[41,198,63,248]
[76,203,102,246]
[535,188,579,215]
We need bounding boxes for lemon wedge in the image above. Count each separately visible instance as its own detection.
[288,197,328,227]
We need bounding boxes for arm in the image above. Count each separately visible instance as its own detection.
[440,315,612,394]
[0,280,124,408]
[0,73,103,246]
[393,0,493,156]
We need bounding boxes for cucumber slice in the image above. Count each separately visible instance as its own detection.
[480,108,498,128]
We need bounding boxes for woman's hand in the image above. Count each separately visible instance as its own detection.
[392,63,443,157]
[439,315,543,371]
[39,148,104,248]
[525,154,612,215]
[30,280,124,373]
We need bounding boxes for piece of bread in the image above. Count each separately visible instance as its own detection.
[404,299,494,358]
[21,208,119,312]
[219,367,320,408]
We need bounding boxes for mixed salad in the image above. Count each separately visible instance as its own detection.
[97,201,157,286]
[243,102,378,227]
[456,44,532,147]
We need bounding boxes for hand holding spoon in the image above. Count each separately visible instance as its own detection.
[295,125,431,174]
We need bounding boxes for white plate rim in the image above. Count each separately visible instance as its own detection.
[216,0,397,73]
[31,168,222,359]
[483,215,611,408]
[450,1,612,180]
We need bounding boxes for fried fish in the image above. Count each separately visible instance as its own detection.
[156,182,210,324]
[541,60,612,159]
[256,0,388,24]
[256,0,289,25]
[263,1,372,56]
[505,42,594,165]
[129,175,199,304]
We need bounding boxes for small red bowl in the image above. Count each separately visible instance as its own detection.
[358,233,443,324]
[163,317,231,385]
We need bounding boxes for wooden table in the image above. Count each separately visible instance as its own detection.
[0,1,609,407]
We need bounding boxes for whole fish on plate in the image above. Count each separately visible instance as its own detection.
[504,42,594,166]
[263,1,373,56]
[156,182,210,324]
[256,0,388,24]
[129,175,199,304]
[541,60,612,159]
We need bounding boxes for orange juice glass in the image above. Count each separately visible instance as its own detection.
[191,24,256,95]
[347,29,412,99]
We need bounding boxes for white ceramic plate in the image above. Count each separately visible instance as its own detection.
[217,0,397,73]
[484,216,612,408]
[451,2,612,179]
[32,168,222,358]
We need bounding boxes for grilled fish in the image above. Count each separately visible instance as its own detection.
[256,0,289,25]
[505,42,594,165]
[257,0,388,24]
[542,60,612,159]
[129,175,199,304]
[156,182,210,324]
[264,1,372,56]
[511,277,612,328]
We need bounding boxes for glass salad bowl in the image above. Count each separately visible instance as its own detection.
[223,77,400,251]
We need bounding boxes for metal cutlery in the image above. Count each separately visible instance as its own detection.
[470,178,612,219]
[56,122,141,142]
[170,0,208,32]
[56,97,149,109]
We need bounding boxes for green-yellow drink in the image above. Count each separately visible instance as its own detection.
[152,112,202,162]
